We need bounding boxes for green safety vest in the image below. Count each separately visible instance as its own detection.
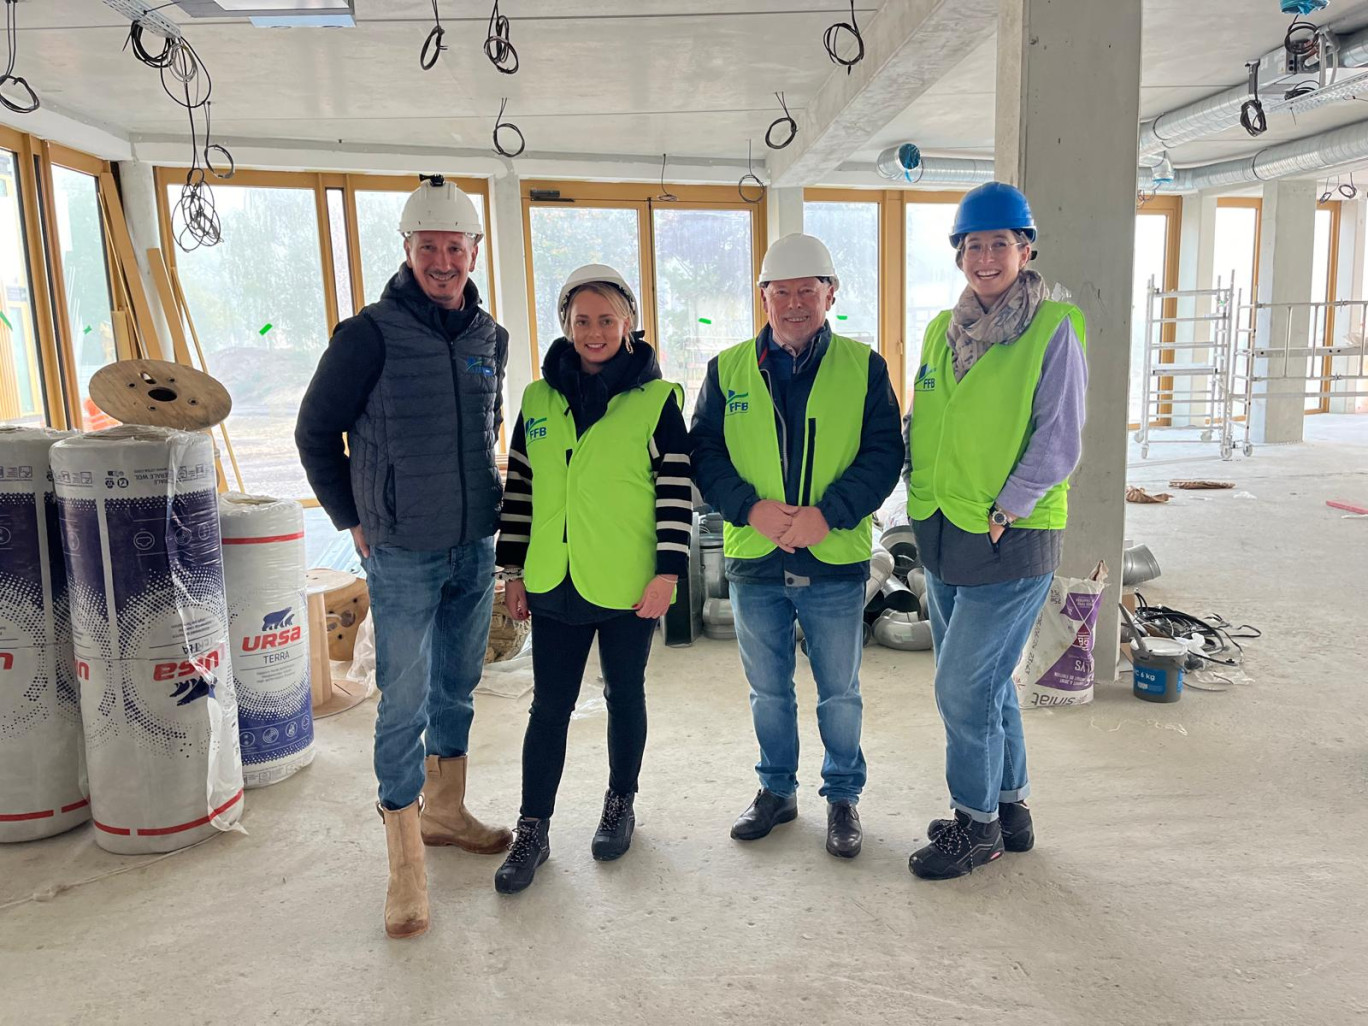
[717,333,872,563]
[907,299,1087,533]
[521,377,682,609]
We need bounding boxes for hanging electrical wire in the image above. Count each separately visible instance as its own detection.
[766,92,798,150]
[125,20,234,249]
[655,154,679,202]
[0,0,39,115]
[484,0,518,74]
[1339,172,1358,199]
[823,0,865,75]
[492,97,525,158]
[1318,174,1338,202]
[420,0,447,70]
[1284,18,1320,73]
[1240,60,1268,137]
[738,139,765,204]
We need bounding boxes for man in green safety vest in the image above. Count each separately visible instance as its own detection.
[690,233,903,860]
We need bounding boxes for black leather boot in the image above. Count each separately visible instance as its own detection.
[928,800,1034,853]
[591,790,635,861]
[909,811,1004,880]
[494,816,550,894]
[730,788,798,841]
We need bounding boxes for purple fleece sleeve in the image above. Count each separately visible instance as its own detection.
[996,317,1088,519]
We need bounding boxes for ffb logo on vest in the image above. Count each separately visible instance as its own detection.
[525,416,548,441]
[914,363,937,392]
[725,389,749,415]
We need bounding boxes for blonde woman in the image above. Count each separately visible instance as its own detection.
[493,265,691,894]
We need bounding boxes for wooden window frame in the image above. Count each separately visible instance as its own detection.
[520,179,766,380]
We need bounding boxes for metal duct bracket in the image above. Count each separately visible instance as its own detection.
[100,0,182,39]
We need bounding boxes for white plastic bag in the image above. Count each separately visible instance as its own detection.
[1014,561,1108,710]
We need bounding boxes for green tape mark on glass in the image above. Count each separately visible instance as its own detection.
[259,323,273,335]
[698,317,712,325]
[836,314,848,321]
[0,312,10,329]
[83,325,92,334]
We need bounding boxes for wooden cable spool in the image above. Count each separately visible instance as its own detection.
[305,568,370,718]
[89,359,232,431]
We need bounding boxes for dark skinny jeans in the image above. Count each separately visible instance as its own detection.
[520,611,656,819]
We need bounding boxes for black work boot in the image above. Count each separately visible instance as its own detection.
[928,800,1034,853]
[494,816,550,894]
[591,790,636,862]
[730,788,798,841]
[909,811,1004,880]
[825,801,862,858]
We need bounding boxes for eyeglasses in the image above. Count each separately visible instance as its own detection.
[961,239,1028,258]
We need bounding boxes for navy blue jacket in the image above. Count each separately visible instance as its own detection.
[689,323,904,583]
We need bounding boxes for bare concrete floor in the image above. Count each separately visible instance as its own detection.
[3,418,1366,1026]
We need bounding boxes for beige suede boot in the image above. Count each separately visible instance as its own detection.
[378,799,429,939]
[420,754,512,854]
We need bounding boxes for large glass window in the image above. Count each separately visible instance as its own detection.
[355,189,491,310]
[1308,207,1333,412]
[904,201,961,400]
[51,166,116,430]
[1130,213,1170,425]
[527,205,641,362]
[0,149,44,426]
[169,184,328,498]
[652,207,754,418]
[803,201,878,348]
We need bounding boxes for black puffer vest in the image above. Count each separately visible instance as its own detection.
[348,271,506,550]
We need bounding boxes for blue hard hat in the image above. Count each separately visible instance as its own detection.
[949,181,1037,248]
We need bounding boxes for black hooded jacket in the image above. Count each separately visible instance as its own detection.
[496,335,692,624]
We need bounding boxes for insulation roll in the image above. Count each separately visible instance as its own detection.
[0,426,88,842]
[219,493,313,789]
[51,427,243,854]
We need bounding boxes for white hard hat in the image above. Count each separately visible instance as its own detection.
[557,264,639,333]
[398,175,484,241]
[757,233,839,291]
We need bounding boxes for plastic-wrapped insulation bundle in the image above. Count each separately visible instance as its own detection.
[219,493,313,788]
[0,426,89,842]
[51,426,243,854]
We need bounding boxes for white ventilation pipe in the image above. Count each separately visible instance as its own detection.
[877,113,1368,193]
[1138,22,1368,158]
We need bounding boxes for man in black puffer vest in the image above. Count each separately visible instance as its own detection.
[296,176,511,941]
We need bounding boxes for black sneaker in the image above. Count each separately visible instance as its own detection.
[494,816,550,894]
[909,811,1004,880]
[730,788,798,841]
[825,801,862,858]
[928,800,1034,853]
[591,790,636,862]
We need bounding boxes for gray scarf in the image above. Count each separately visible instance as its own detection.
[945,268,1048,381]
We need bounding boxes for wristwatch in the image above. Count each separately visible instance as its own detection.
[989,505,1013,528]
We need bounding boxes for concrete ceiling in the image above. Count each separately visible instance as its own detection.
[11,0,1368,183]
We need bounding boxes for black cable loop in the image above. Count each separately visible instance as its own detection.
[421,0,447,71]
[492,97,525,158]
[1239,98,1267,136]
[766,92,797,150]
[738,140,764,204]
[822,0,865,74]
[656,154,679,202]
[202,101,235,179]
[484,0,518,75]
[0,0,39,114]
[1284,19,1319,67]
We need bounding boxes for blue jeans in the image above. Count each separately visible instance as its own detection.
[923,569,1053,823]
[361,537,496,810]
[730,578,867,805]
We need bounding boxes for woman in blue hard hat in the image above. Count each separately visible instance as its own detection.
[492,264,691,894]
[903,181,1089,880]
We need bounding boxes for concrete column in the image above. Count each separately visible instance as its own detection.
[766,187,804,246]
[488,166,535,412]
[1251,179,1317,443]
[996,0,1143,684]
[115,160,174,351]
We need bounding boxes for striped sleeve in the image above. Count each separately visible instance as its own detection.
[495,412,532,569]
[650,392,693,579]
